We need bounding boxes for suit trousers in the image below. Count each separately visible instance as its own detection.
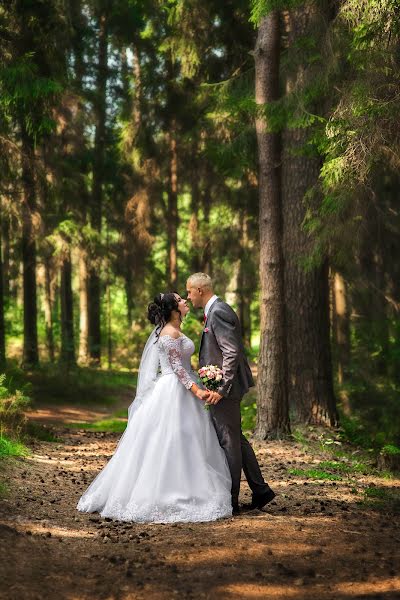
[209,392,270,507]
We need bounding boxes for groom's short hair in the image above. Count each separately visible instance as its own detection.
[187,272,213,291]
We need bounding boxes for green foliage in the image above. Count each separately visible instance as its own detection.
[382,444,400,456]
[337,377,400,451]
[304,0,400,266]
[0,374,31,438]
[25,422,60,442]
[0,434,30,458]
[249,0,304,25]
[241,392,257,432]
[25,366,136,406]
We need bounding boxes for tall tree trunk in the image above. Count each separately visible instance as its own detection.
[21,126,39,368]
[132,43,142,134]
[167,119,178,288]
[78,249,89,363]
[88,11,108,364]
[332,271,350,386]
[124,247,134,328]
[0,219,6,368]
[281,4,337,426]
[70,0,89,364]
[201,183,212,275]
[43,257,55,362]
[254,12,290,439]
[1,216,10,301]
[106,272,112,369]
[238,210,252,348]
[190,150,201,273]
[60,254,75,366]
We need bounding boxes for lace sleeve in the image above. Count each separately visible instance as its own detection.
[160,336,193,390]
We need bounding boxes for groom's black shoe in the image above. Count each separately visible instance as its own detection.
[250,487,276,510]
[232,504,241,516]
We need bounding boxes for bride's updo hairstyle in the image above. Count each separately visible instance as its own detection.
[147,292,180,337]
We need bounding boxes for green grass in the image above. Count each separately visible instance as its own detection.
[319,459,369,474]
[0,435,31,458]
[65,418,127,433]
[112,408,129,418]
[363,486,400,513]
[288,467,342,481]
[292,429,308,445]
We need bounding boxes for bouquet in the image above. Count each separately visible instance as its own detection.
[198,365,223,392]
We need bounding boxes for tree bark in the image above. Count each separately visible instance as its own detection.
[21,126,39,368]
[70,0,89,365]
[238,210,252,349]
[190,147,201,273]
[201,183,212,275]
[43,256,55,362]
[88,11,108,364]
[332,271,350,386]
[78,248,89,363]
[60,253,75,366]
[0,218,6,368]
[282,6,337,426]
[167,119,178,288]
[1,216,10,301]
[254,13,290,439]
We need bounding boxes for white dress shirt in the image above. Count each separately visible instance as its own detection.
[204,295,218,318]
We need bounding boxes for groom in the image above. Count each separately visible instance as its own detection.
[186,272,275,514]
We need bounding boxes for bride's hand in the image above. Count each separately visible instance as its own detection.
[197,389,210,401]
[191,383,209,400]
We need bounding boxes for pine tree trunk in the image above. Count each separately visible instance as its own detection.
[190,153,201,273]
[238,210,252,348]
[167,120,178,288]
[43,257,55,362]
[254,12,290,439]
[78,248,89,363]
[60,254,75,366]
[202,184,212,275]
[70,0,88,364]
[281,4,337,426]
[132,43,142,133]
[332,271,350,385]
[1,216,10,300]
[21,126,39,368]
[88,11,108,364]
[124,255,134,327]
[282,133,337,425]
[0,220,6,368]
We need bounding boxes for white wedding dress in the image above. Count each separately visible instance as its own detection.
[76,332,232,523]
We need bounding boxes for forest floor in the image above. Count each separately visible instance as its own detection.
[1,399,400,600]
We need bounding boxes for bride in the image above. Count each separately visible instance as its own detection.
[76,292,232,523]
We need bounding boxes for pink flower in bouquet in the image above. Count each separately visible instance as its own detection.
[198,365,224,392]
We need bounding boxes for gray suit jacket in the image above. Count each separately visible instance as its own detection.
[199,298,254,398]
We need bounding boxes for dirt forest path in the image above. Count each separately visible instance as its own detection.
[1,410,400,600]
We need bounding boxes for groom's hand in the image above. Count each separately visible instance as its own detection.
[206,391,223,405]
